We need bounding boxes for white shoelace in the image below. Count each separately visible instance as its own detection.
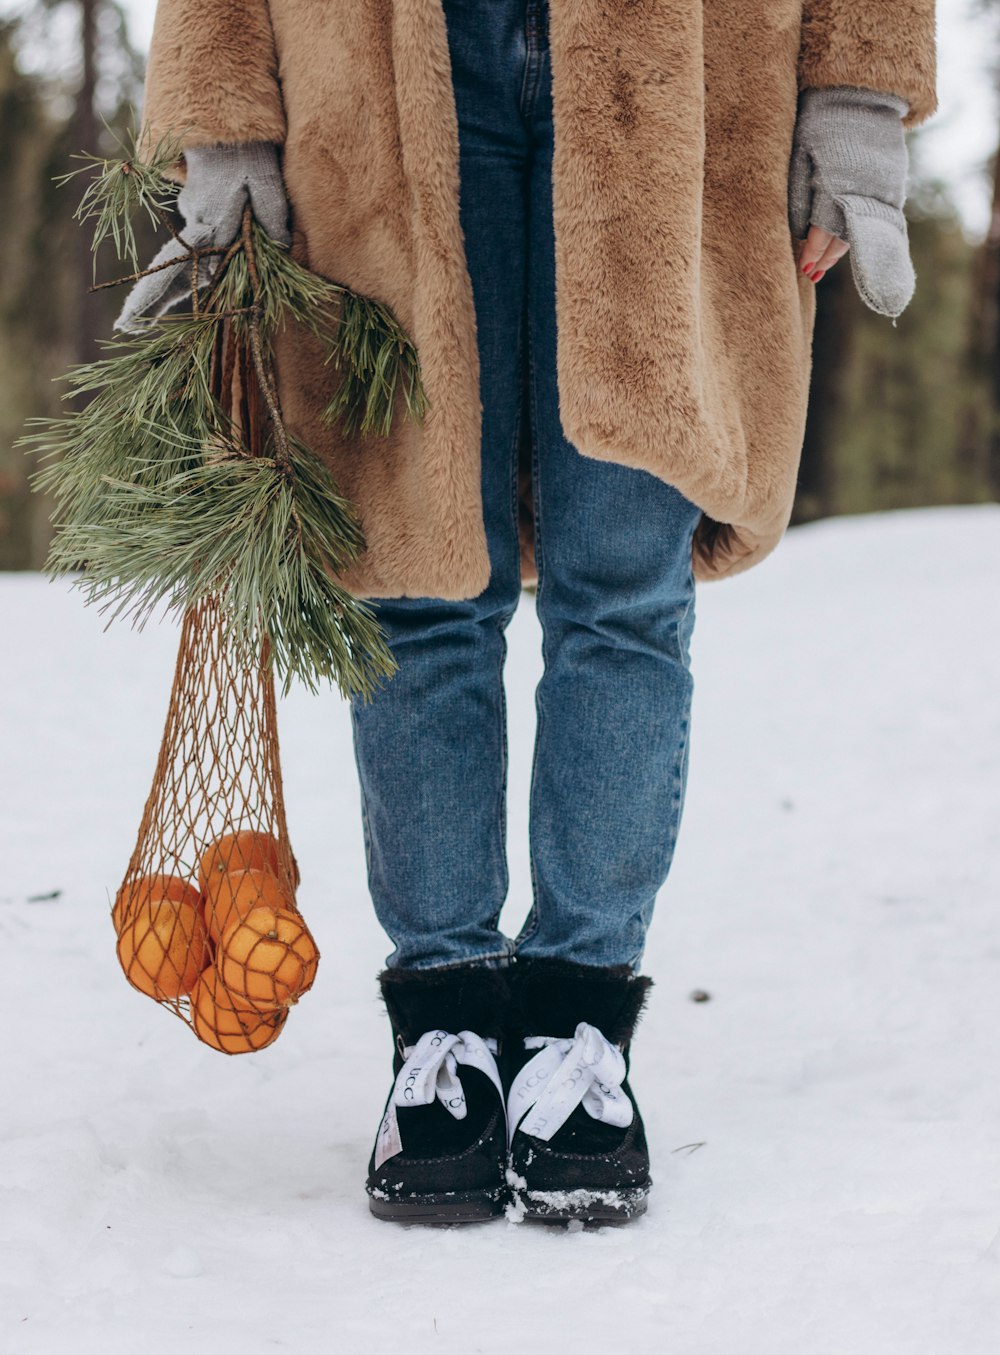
[374,1028,504,1170]
[506,1021,633,1146]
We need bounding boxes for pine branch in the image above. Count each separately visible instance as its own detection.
[46,447,395,698]
[20,131,431,699]
[60,122,185,278]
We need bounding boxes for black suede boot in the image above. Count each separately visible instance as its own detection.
[366,964,510,1224]
[505,958,653,1225]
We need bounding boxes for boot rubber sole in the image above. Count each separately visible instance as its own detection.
[368,1188,505,1225]
[514,1184,650,1225]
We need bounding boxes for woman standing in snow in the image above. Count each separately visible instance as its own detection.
[121,0,937,1224]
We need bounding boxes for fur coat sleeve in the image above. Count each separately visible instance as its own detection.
[799,0,938,125]
[141,0,286,152]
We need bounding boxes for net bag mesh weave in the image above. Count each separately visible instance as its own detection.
[111,310,320,1054]
[113,595,318,1052]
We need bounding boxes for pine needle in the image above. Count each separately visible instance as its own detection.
[60,123,185,278]
[20,132,432,699]
[48,449,395,698]
[322,293,428,438]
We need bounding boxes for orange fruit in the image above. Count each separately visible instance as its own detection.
[190,968,287,1055]
[217,906,319,1013]
[117,897,209,1000]
[198,831,298,894]
[204,867,295,944]
[112,873,201,934]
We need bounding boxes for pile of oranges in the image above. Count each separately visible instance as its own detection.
[112,830,319,1055]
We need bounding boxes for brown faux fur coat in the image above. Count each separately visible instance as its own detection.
[142,0,937,597]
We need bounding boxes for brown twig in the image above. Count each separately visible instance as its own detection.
[239,205,293,478]
[198,235,246,314]
[150,196,189,249]
[241,204,263,297]
[88,246,228,293]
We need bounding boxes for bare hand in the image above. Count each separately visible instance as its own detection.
[795,224,850,284]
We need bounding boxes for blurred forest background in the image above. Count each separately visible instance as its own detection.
[1,0,999,571]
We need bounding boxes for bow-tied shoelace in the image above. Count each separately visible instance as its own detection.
[374,1028,503,1169]
[506,1021,634,1146]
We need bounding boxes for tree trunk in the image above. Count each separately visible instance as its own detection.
[985,144,1000,498]
[73,0,101,368]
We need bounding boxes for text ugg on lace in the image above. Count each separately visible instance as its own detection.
[507,1021,633,1145]
[374,1028,504,1169]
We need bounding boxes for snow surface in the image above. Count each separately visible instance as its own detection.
[3,505,1000,1354]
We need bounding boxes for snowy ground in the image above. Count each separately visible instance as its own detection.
[3,505,1000,1354]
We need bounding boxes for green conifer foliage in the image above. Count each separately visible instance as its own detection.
[21,132,430,700]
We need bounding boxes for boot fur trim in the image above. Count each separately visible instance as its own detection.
[377,964,509,1045]
[509,959,652,1045]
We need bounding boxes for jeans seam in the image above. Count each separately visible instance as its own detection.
[664,514,699,857]
[666,700,693,860]
[680,509,700,661]
[349,703,374,875]
[488,630,511,936]
[520,0,545,115]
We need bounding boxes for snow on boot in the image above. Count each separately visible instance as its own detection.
[505,959,653,1225]
[367,964,510,1223]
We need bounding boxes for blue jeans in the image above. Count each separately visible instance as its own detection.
[349,0,702,972]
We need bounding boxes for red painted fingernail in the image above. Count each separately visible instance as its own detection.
[801,261,812,273]
[813,269,826,282]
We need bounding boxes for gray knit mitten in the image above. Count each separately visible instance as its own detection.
[789,86,913,318]
[114,141,290,333]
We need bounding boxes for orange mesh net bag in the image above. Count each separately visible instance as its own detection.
[112,594,319,1054]
[28,170,422,1055]
[108,272,330,1054]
